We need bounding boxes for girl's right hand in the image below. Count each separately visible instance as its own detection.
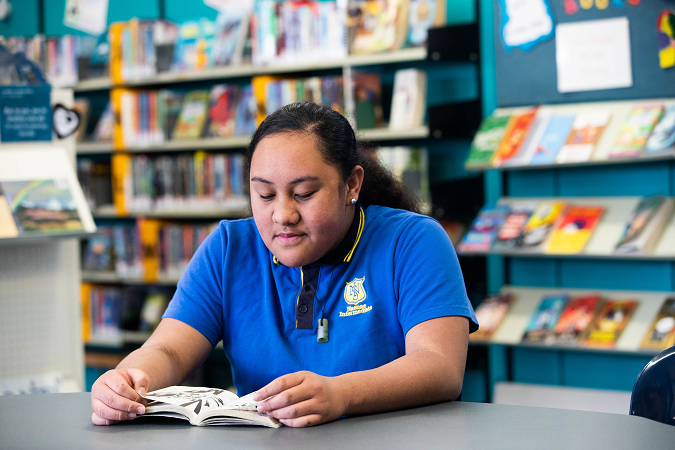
[90,368,149,425]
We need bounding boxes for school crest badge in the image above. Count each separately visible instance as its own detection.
[344,277,367,305]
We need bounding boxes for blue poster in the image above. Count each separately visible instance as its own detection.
[0,85,52,142]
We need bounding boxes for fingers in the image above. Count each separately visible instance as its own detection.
[126,368,150,398]
[278,414,324,428]
[91,398,138,423]
[91,412,119,426]
[253,372,306,402]
[256,384,312,413]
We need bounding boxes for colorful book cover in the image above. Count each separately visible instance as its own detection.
[82,227,113,272]
[641,298,675,351]
[645,105,675,154]
[0,179,84,234]
[518,201,567,249]
[491,109,538,167]
[614,196,666,254]
[609,105,664,158]
[493,201,537,251]
[0,184,19,238]
[471,294,514,341]
[552,294,601,345]
[234,85,258,136]
[172,90,210,140]
[556,110,610,163]
[458,205,509,253]
[465,115,511,170]
[546,205,605,254]
[353,72,385,129]
[585,299,638,348]
[529,114,576,166]
[522,294,568,344]
[207,84,240,138]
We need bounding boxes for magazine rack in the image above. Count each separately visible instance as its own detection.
[0,88,96,393]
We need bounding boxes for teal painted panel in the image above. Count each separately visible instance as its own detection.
[559,260,673,291]
[164,0,219,23]
[428,140,474,183]
[562,352,652,392]
[507,169,556,197]
[558,163,672,197]
[510,258,557,287]
[512,347,561,385]
[488,344,508,400]
[0,0,39,36]
[45,0,160,36]
[487,254,505,295]
[478,0,497,116]
[447,0,476,25]
[426,62,479,108]
[462,369,487,403]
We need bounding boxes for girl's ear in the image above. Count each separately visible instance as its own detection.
[345,165,364,205]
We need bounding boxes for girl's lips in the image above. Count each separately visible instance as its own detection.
[276,233,304,244]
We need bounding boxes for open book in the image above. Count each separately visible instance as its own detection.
[142,386,281,428]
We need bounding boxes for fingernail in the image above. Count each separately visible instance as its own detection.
[137,406,145,415]
[128,413,136,419]
[139,388,147,397]
[279,419,287,425]
[256,405,265,413]
[252,391,261,401]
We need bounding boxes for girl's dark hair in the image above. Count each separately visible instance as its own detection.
[245,102,421,213]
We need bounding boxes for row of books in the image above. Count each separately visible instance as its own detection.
[4,0,443,86]
[81,283,174,344]
[108,85,257,148]
[459,196,674,256]
[4,34,103,87]
[472,293,675,351]
[465,104,675,170]
[109,153,247,215]
[82,220,217,281]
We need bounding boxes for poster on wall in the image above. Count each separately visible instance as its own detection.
[499,0,555,52]
[0,85,52,142]
[64,0,109,36]
[555,17,633,93]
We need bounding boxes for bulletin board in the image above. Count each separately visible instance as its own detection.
[494,0,675,107]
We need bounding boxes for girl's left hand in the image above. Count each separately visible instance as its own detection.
[252,371,348,427]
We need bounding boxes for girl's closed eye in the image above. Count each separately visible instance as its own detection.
[295,192,315,200]
[259,193,276,200]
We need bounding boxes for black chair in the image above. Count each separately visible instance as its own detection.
[630,346,675,425]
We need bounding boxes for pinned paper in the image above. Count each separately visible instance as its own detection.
[499,0,554,52]
[657,9,675,69]
[64,0,109,36]
[556,17,633,93]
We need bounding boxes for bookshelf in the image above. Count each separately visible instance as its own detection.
[75,126,430,155]
[73,48,428,92]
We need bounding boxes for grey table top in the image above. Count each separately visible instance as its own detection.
[1,392,675,450]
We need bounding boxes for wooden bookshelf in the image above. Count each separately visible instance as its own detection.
[76,126,430,155]
[73,48,428,92]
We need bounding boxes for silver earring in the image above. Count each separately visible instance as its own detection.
[351,198,356,205]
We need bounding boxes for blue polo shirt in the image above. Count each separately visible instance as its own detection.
[163,204,478,395]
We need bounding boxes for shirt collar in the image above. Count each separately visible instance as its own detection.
[273,205,365,267]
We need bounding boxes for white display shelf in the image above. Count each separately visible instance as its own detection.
[0,231,99,246]
[477,285,674,357]
[459,196,675,261]
[76,126,429,155]
[466,98,675,172]
[92,205,251,220]
[73,48,428,92]
[81,271,181,286]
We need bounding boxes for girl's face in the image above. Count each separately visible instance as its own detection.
[250,132,362,267]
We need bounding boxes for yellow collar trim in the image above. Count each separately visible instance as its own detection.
[272,206,365,265]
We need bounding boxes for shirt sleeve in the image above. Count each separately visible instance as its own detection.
[162,224,226,346]
[394,216,478,335]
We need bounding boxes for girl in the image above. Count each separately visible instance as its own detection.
[91,102,478,427]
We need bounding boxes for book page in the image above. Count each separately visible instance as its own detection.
[145,386,240,418]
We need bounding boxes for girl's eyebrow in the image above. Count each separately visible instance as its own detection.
[251,176,320,186]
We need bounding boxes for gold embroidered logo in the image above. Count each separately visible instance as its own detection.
[340,277,372,317]
[344,277,366,305]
